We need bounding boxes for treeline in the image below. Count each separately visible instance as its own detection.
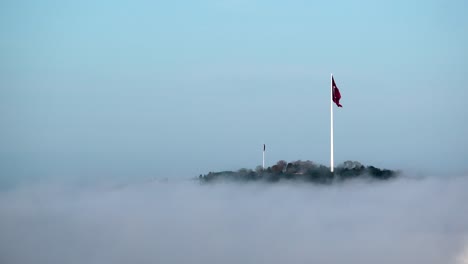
[199,160,397,184]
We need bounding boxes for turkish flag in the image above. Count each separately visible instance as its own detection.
[332,76,343,107]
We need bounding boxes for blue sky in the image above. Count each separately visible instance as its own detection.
[1,0,467,185]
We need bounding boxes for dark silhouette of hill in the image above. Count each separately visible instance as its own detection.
[199,160,398,184]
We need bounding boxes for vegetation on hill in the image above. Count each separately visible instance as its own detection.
[199,160,397,184]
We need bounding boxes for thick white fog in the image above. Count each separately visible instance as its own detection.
[1,175,468,264]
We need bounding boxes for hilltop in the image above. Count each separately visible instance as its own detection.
[199,160,397,184]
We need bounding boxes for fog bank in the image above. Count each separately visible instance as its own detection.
[1,175,467,264]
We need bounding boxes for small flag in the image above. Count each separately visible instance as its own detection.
[263,144,265,151]
[332,76,343,107]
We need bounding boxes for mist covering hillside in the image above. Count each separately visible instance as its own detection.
[1,173,468,264]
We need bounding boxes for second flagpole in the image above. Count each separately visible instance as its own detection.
[263,144,265,169]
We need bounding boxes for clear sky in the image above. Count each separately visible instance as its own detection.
[1,0,467,185]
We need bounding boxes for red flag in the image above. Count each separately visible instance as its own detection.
[332,76,343,107]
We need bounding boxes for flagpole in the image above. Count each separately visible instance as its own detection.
[330,73,334,173]
[263,144,265,169]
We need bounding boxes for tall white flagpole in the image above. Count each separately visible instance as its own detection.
[263,144,265,169]
[330,73,334,173]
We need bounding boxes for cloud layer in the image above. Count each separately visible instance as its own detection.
[1,175,467,264]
